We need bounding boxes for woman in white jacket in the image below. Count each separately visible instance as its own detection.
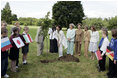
[56,25,67,57]
[89,26,99,60]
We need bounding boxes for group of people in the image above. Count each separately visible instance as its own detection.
[1,21,117,78]
[47,23,117,78]
[1,21,30,78]
[47,23,99,58]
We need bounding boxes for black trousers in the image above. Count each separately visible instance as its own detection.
[107,59,117,78]
[1,58,8,76]
[16,52,19,66]
[16,58,19,66]
[98,51,106,71]
[50,39,58,53]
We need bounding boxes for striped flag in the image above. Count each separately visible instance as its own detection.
[23,34,33,43]
[1,37,12,51]
[13,37,25,48]
[95,50,102,60]
[106,46,114,61]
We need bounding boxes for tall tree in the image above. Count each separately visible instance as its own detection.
[52,1,85,28]
[41,12,52,37]
[5,2,10,10]
[41,12,52,53]
[1,2,18,24]
[1,2,12,24]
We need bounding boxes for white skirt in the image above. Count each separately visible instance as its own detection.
[89,42,98,52]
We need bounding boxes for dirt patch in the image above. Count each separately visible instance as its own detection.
[40,59,56,63]
[40,60,50,63]
[58,54,80,62]
[40,54,79,63]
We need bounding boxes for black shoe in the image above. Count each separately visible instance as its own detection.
[98,69,102,72]
[107,72,110,76]
[107,75,113,78]
[98,68,105,72]
[16,70,20,72]
[113,76,117,78]
[23,63,28,65]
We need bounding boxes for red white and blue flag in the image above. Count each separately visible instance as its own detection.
[1,37,12,51]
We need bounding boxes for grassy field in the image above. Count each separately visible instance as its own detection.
[5,25,112,78]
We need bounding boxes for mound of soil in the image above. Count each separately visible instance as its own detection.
[58,54,80,62]
[40,60,49,63]
[40,54,79,63]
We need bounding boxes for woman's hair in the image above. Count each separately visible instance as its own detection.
[91,26,96,31]
[1,28,8,34]
[69,23,75,28]
[111,29,117,39]
[77,23,82,26]
[1,21,7,26]
[23,26,29,31]
[57,25,62,30]
[52,26,56,32]
[84,26,88,30]
[103,29,108,36]
[12,27,19,36]
[101,27,107,31]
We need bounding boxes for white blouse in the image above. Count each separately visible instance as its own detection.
[48,28,57,40]
[90,31,99,43]
[100,37,110,55]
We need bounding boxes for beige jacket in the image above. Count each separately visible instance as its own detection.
[75,29,84,42]
[83,30,91,42]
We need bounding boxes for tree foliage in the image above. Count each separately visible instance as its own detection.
[1,2,18,24]
[52,1,85,28]
[82,17,108,29]
[4,2,10,10]
[41,12,52,38]
[108,16,117,29]
[18,17,38,26]
[82,16,117,30]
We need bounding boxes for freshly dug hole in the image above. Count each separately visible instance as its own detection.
[40,54,80,63]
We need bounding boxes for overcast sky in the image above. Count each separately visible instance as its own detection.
[1,0,117,19]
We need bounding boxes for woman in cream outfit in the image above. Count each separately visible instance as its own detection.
[56,25,67,57]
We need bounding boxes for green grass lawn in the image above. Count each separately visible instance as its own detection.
[6,25,112,78]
